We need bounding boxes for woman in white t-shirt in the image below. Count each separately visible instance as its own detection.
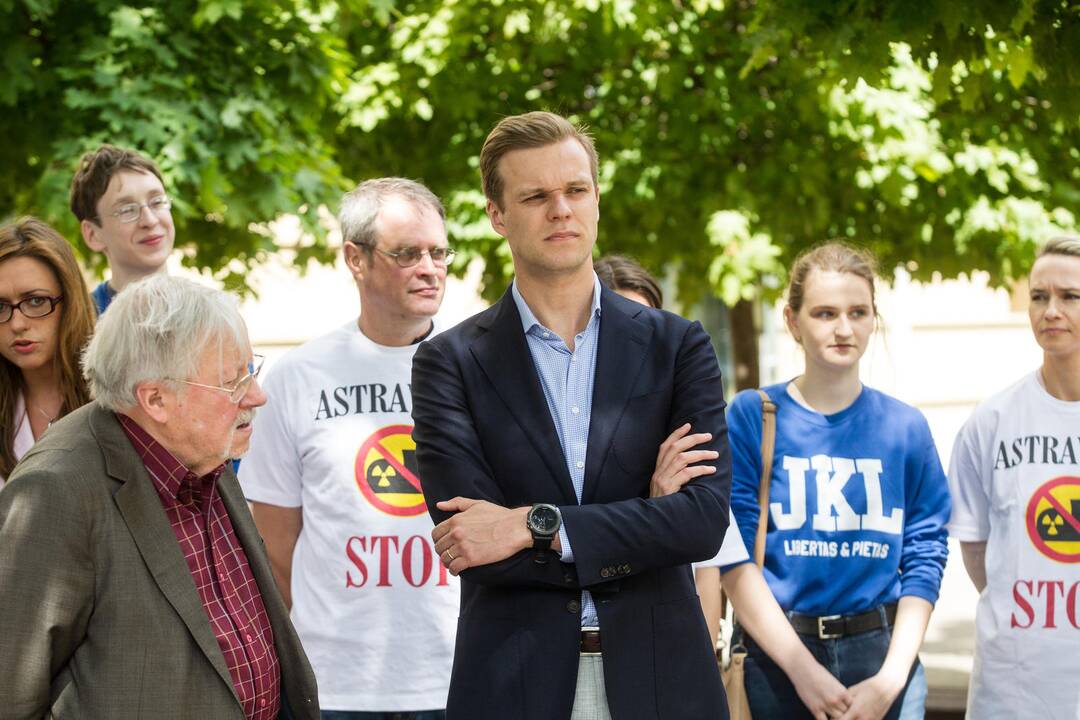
[595,255,851,720]
[0,218,95,485]
[949,235,1080,720]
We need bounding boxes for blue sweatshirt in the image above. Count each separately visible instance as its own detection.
[723,382,950,615]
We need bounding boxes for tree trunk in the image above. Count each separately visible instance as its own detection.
[729,298,759,391]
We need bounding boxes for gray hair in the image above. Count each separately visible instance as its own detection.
[338,177,445,253]
[82,275,248,411]
[1037,235,1080,261]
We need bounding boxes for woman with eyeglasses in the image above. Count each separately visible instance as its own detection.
[0,217,95,485]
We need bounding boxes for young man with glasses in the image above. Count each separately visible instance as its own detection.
[240,178,459,720]
[70,145,175,314]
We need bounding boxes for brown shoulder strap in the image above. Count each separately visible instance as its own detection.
[717,389,777,645]
[753,389,777,569]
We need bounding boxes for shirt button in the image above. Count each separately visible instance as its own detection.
[571,406,580,414]
[567,600,581,613]
[542,331,550,338]
[260,698,267,707]
[575,461,584,469]
[245,634,253,643]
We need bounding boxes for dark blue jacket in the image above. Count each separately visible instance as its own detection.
[412,286,731,720]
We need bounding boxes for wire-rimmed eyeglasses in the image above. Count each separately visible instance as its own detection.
[101,196,172,224]
[176,354,265,404]
[374,246,457,268]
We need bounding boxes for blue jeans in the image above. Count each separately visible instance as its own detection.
[321,712,445,720]
[742,607,924,720]
[898,661,927,720]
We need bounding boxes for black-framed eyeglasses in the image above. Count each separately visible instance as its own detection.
[101,196,172,224]
[0,295,63,323]
[176,354,265,404]
[374,246,456,268]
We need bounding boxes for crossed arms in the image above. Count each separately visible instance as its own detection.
[411,319,732,588]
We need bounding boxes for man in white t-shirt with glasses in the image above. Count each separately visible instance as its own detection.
[240,178,459,720]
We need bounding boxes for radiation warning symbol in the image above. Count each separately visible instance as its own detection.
[1026,476,1080,563]
[354,424,427,517]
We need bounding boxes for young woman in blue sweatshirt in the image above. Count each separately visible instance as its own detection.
[724,243,950,720]
[596,255,851,719]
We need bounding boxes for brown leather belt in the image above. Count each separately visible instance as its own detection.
[789,602,897,640]
[580,629,602,653]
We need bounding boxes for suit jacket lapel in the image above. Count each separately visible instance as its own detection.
[470,289,577,505]
[583,290,653,504]
[217,472,278,612]
[217,469,304,693]
[91,407,240,705]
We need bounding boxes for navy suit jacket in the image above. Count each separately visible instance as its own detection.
[412,285,731,720]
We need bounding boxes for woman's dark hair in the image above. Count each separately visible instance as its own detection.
[594,255,663,309]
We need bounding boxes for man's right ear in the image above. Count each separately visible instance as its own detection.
[133,381,171,424]
[81,219,106,253]
[486,199,508,239]
[343,241,368,282]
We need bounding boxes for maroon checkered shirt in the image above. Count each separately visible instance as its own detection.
[119,414,281,720]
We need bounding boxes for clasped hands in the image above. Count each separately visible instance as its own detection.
[804,669,906,720]
[430,423,718,575]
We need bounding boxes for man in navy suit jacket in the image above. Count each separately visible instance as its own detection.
[412,111,731,720]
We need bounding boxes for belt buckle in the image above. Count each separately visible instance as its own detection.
[580,626,601,655]
[817,614,843,640]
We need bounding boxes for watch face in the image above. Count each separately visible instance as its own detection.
[529,505,559,533]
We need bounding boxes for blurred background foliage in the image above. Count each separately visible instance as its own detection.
[3,0,1078,380]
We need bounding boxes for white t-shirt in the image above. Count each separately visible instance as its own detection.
[693,510,751,569]
[239,321,459,712]
[949,371,1080,720]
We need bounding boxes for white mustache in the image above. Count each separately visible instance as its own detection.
[235,409,256,427]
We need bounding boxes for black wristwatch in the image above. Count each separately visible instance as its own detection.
[526,503,562,559]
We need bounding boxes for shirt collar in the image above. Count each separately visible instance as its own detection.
[117,413,224,502]
[511,273,603,336]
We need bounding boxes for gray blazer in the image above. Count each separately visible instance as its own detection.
[0,404,319,719]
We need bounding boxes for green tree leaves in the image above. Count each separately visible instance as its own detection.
[335,0,1076,308]
[2,0,1076,310]
[2,0,348,282]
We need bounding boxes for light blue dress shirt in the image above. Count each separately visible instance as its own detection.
[511,277,602,628]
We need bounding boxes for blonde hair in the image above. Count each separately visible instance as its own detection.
[1036,235,1080,261]
[786,241,878,315]
[480,111,598,209]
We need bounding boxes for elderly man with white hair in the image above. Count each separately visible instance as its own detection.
[0,275,319,720]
